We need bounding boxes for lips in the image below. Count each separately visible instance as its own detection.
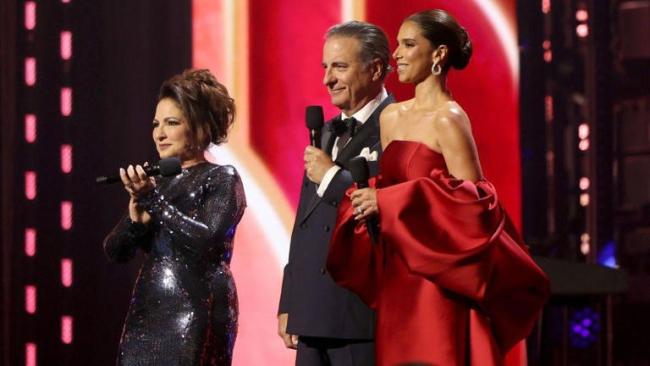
[158,144,172,150]
[396,64,408,72]
[329,87,345,95]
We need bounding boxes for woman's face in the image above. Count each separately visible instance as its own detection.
[393,21,436,83]
[152,98,194,160]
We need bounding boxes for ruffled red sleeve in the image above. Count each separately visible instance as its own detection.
[326,176,384,309]
[327,170,550,354]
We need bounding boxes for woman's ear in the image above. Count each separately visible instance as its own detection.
[431,45,449,66]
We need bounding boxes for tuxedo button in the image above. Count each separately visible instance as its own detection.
[300,223,308,229]
[320,268,327,275]
[324,225,330,232]
[331,201,337,207]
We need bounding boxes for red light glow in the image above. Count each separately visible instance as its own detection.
[25,58,36,86]
[61,145,73,173]
[25,285,37,314]
[61,259,73,287]
[61,201,73,230]
[25,343,37,366]
[25,114,37,143]
[61,316,73,344]
[60,31,72,60]
[25,171,37,200]
[25,2,36,30]
[61,88,72,116]
[25,228,36,256]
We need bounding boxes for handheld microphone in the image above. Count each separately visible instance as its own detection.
[305,106,324,149]
[95,157,182,184]
[348,156,379,244]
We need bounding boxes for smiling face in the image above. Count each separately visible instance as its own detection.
[152,98,194,161]
[393,21,437,84]
[322,36,378,115]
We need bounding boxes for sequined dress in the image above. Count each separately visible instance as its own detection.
[104,163,246,366]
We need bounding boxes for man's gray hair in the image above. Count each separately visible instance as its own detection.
[326,21,392,80]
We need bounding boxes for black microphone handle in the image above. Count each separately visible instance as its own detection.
[355,181,379,244]
[95,165,160,185]
[310,129,321,149]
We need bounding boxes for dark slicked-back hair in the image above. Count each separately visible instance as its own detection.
[326,21,392,80]
[406,9,473,71]
[158,69,235,149]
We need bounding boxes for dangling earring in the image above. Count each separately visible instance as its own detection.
[431,61,442,76]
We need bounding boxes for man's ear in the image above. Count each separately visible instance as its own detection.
[370,58,383,82]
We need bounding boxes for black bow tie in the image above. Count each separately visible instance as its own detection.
[330,117,358,137]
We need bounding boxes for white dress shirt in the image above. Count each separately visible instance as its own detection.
[316,87,388,197]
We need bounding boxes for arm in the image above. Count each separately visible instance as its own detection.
[434,109,483,182]
[137,165,246,256]
[278,270,298,350]
[103,213,152,262]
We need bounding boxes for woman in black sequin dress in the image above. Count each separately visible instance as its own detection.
[103,69,246,365]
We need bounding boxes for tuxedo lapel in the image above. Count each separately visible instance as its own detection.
[299,95,394,223]
[335,94,394,165]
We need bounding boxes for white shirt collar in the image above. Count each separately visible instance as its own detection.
[340,87,388,125]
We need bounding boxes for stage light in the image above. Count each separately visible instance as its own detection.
[25,114,37,143]
[576,24,589,38]
[61,201,73,230]
[545,95,553,122]
[61,145,73,173]
[579,139,590,151]
[543,40,552,62]
[61,88,72,116]
[25,343,37,366]
[576,9,588,22]
[25,2,36,30]
[578,123,589,139]
[61,259,73,287]
[597,241,618,268]
[569,307,600,348]
[542,0,551,14]
[25,171,37,200]
[60,31,72,60]
[580,193,590,206]
[61,316,73,344]
[25,58,36,86]
[579,177,590,190]
[25,286,37,314]
[25,228,36,256]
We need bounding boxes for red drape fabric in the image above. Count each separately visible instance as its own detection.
[327,141,549,366]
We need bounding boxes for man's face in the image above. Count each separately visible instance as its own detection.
[322,36,376,115]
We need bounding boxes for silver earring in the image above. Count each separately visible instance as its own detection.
[431,62,442,76]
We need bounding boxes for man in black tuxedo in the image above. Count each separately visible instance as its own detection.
[278,21,393,366]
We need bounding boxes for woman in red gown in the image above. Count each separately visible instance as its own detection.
[326,10,550,366]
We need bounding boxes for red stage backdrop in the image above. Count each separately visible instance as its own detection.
[193,1,521,364]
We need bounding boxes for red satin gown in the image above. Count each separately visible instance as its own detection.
[327,140,550,366]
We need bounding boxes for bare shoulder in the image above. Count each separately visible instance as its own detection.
[432,102,471,134]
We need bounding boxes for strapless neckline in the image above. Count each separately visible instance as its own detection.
[384,140,443,157]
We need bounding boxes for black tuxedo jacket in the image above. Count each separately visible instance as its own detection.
[278,95,394,339]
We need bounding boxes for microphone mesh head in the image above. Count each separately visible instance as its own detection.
[348,156,370,183]
[305,106,324,129]
[159,157,182,176]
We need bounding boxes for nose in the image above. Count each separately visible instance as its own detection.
[392,46,400,60]
[323,67,334,86]
[154,125,166,141]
